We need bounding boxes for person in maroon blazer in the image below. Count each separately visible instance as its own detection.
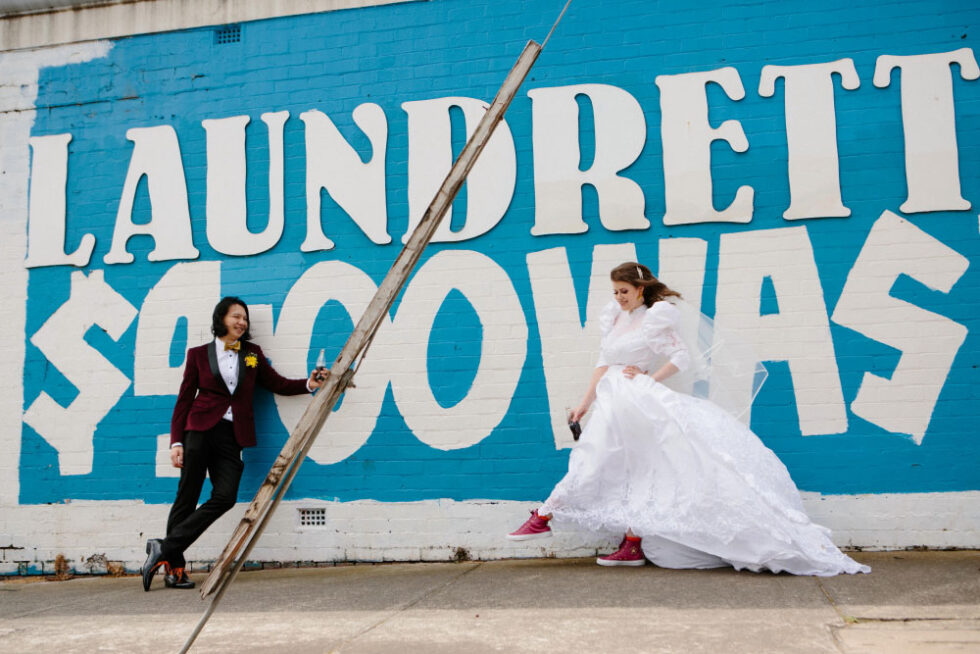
[142,296,325,591]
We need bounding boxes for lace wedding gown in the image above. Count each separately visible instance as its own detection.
[540,300,870,576]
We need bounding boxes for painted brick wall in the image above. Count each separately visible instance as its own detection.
[1,0,978,574]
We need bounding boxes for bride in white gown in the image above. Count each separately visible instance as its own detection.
[507,262,869,576]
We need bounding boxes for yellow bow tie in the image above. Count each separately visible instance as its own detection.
[224,341,241,352]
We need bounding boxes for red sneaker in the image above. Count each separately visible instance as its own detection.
[506,509,552,541]
[597,536,645,566]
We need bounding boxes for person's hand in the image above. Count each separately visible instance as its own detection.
[569,403,590,423]
[170,445,184,469]
[308,369,327,390]
[622,365,647,379]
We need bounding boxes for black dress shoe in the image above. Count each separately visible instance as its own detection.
[164,567,195,589]
[141,538,166,592]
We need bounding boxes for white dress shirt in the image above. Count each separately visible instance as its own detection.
[216,337,239,421]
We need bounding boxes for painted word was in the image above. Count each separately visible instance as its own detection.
[24,49,978,268]
[26,213,968,476]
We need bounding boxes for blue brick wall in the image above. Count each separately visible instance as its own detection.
[17,0,980,506]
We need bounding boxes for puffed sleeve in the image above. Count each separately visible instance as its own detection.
[594,300,620,367]
[642,302,690,372]
[598,300,619,338]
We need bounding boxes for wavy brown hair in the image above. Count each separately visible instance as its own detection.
[610,262,682,307]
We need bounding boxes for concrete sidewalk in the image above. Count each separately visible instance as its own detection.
[1,551,977,653]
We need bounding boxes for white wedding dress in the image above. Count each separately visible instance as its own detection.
[540,300,870,576]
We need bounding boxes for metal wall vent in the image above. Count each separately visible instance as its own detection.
[298,507,327,527]
[215,24,241,45]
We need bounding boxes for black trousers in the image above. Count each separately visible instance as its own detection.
[163,421,243,568]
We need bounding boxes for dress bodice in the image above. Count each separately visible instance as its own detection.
[596,300,690,373]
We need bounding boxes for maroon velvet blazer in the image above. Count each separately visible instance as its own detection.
[170,341,309,448]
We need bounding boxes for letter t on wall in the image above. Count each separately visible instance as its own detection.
[874,48,979,214]
[759,59,860,220]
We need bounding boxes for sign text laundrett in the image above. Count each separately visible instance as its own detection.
[26,50,977,266]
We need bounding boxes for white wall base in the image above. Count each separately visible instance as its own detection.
[1,492,977,575]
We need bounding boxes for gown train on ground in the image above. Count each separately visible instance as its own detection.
[539,300,869,576]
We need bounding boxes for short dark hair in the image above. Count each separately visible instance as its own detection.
[211,296,252,341]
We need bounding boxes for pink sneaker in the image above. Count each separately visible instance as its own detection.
[506,509,552,541]
[597,536,645,566]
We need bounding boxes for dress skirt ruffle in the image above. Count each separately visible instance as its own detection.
[540,367,870,576]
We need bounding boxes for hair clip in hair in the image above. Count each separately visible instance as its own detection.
[636,265,642,279]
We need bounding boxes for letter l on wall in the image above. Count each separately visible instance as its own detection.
[25,133,96,268]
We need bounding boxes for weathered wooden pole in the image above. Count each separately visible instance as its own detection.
[177,34,548,654]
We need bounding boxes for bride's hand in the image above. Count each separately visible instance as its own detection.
[569,404,589,422]
[623,365,646,379]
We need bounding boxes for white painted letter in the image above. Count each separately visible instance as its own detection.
[272,261,390,464]
[300,104,390,251]
[831,211,968,443]
[657,238,709,313]
[203,112,289,256]
[656,67,754,225]
[759,59,860,220]
[134,261,221,396]
[527,243,638,448]
[714,226,847,433]
[23,271,137,475]
[402,97,516,242]
[874,48,979,213]
[657,237,709,393]
[104,126,199,264]
[25,133,96,267]
[528,84,649,235]
[388,250,527,450]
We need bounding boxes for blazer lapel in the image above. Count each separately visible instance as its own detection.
[207,340,233,394]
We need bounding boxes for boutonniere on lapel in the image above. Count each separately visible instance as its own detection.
[244,353,258,369]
